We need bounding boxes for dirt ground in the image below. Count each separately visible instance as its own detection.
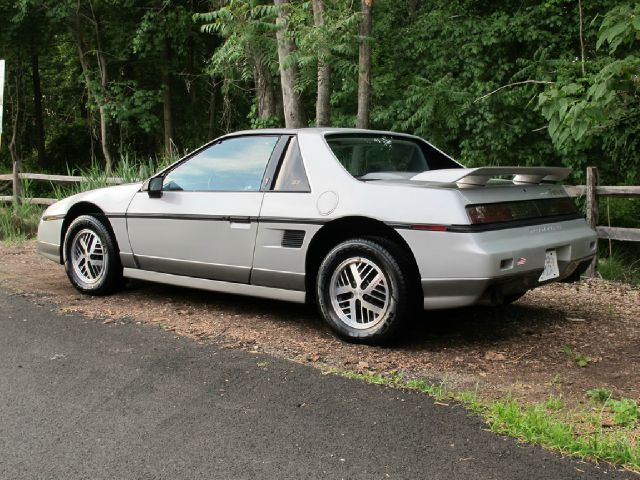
[1,241,638,405]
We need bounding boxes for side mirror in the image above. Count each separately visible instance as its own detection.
[147,177,163,198]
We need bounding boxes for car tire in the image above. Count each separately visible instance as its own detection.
[63,215,122,295]
[316,237,415,345]
[503,291,527,304]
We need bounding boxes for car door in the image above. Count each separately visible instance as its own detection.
[126,135,281,283]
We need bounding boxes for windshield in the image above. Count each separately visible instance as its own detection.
[325,134,460,180]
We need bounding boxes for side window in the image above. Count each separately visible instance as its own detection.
[272,137,311,192]
[163,136,279,192]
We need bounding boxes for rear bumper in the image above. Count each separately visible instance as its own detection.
[420,256,592,309]
[397,218,598,310]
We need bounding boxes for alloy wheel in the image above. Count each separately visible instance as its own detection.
[70,228,108,285]
[329,257,391,329]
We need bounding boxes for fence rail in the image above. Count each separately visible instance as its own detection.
[1,164,638,276]
[0,173,123,184]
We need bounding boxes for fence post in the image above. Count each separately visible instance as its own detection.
[586,166,598,277]
[12,160,22,206]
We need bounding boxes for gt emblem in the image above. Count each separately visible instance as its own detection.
[516,258,527,266]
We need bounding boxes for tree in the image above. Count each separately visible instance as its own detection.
[312,0,330,126]
[274,0,305,128]
[57,0,115,173]
[356,0,372,129]
[537,3,640,183]
[197,1,280,126]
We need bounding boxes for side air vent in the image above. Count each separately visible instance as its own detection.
[282,230,305,249]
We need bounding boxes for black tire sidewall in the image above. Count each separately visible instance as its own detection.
[316,238,409,344]
[64,215,121,295]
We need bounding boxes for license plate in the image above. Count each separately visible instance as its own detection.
[538,250,560,282]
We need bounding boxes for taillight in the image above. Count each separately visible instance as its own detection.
[466,198,578,225]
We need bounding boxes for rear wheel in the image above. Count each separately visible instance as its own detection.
[316,237,414,344]
[64,215,122,295]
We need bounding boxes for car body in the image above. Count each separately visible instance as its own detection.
[37,128,597,343]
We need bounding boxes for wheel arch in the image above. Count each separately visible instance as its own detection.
[60,202,119,263]
[304,216,421,303]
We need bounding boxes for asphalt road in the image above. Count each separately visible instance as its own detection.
[0,288,633,480]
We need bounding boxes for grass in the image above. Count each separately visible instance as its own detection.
[329,369,640,471]
[0,181,45,241]
[598,252,640,286]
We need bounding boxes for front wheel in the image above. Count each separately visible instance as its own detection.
[316,238,414,345]
[64,215,122,295]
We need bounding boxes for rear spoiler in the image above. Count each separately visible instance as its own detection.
[410,167,572,187]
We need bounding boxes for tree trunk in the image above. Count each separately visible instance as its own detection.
[162,38,174,156]
[6,63,23,205]
[90,4,113,174]
[207,77,217,140]
[71,12,113,173]
[356,0,373,129]
[254,56,277,120]
[274,0,305,128]
[312,0,331,127]
[96,49,112,174]
[31,54,46,166]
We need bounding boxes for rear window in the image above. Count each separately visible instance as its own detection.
[325,134,460,180]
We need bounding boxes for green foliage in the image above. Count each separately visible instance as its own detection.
[608,398,640,427]
[587,389,640,428]
[195,0,280,127]
[587,387,613,403]
[597,252,640,285]
[1,0,639,210]
[0,182,44,241]
[537,3,640,183]
[561,346,592,368]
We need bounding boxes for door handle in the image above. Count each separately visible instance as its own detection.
[228,216,252,230]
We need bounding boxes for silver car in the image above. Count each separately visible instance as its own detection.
[37,128,597,344]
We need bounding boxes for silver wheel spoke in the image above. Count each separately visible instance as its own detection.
[70,228,107,285]
[348,298,357,320]
[329,256,392,330]
[334,284,353,296]
[349,263,362,287]
[361,299,383,316]
[362,273,383,296]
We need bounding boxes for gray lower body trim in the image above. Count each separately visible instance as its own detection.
[37,241,60,263]
[123,268,305,304]
[251,267,305,291]
[421,278,491,310]
[119,252,138,269]
[134,254,250,283]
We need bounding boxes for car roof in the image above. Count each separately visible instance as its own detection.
[219,127,422,140]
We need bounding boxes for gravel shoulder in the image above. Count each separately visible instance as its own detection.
[1,241,639,406]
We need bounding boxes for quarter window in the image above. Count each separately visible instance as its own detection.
[163,136,279,192]
[272,137,310,192]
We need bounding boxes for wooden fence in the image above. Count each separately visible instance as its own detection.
[564,167,640,276]
[1,164,639,276]
[0,163,122,206]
